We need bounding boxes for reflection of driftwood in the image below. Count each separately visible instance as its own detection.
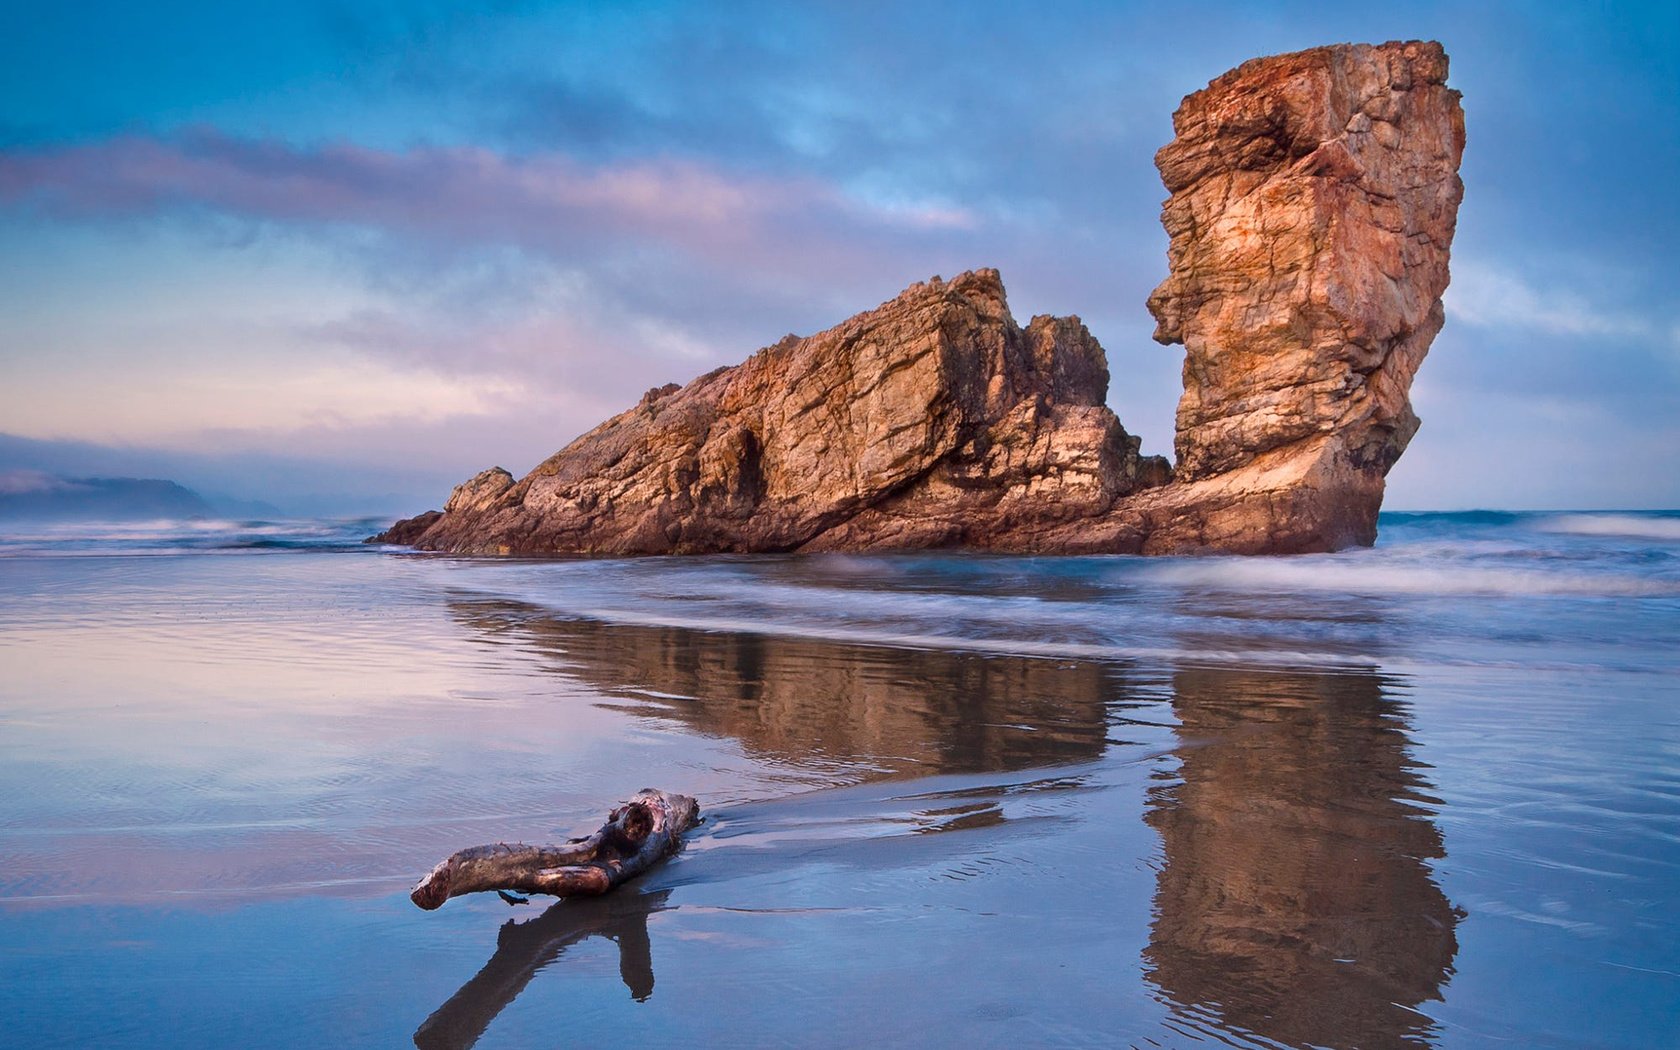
[414,890,671,1050]
[411,789,699,910]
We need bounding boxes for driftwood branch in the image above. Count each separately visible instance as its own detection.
[411,789,699,910]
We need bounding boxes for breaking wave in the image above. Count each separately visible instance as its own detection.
[1129,556,1680,598]
[446,509,1679,676]
[0,517,385,557]
[3,508,1675,674]
[1532,513,1680,542]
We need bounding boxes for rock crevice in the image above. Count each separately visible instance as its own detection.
[377,40,1463,557]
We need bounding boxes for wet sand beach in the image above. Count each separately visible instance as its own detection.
[2,512,1677,1047]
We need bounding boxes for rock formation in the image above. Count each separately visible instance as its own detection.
[376,40,1463,556]
[1132,38,1467,552]
[392,269,1166,555]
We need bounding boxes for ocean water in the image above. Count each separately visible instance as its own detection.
[1,511,1676,1048]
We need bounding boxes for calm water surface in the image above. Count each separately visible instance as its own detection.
[1,512,1677,1048]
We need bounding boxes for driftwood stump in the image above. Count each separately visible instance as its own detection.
[411,789,699,910]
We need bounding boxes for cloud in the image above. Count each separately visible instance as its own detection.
[0,352,519,449]
[1387,381,1680,511]
[0,430,467,516]
[0,130,979,283]
[0,130,1007,464]
[4,6,1676,516]
[1445,260,1659,340]
[0,469,73,495]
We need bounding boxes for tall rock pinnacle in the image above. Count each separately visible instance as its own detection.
[1131,40,1466,550]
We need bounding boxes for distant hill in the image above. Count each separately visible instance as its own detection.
[0,471,218,521]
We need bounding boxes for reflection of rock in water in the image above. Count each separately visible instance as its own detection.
[414,890,670,1050]
[451,599,1119,776]
[1145,669,1459,1050]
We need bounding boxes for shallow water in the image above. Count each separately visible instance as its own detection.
[1,512,1677,1048]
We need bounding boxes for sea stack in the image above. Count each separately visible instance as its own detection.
[377,40,1464,556]
[1131,38,1467,552]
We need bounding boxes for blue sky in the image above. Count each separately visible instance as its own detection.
[1,1,1675,513]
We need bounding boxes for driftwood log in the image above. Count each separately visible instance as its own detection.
[411,789,700,910]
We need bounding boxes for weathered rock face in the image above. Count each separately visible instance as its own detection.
[376,40,1463,557]
[363,509,440,546]
[1138,39,1466,550]
[386,269,1167,554]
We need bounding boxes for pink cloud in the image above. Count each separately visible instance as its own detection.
[0,130,978,279]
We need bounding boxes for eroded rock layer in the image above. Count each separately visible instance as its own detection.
[401,269,1167,555]
[379,40,1463,556]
